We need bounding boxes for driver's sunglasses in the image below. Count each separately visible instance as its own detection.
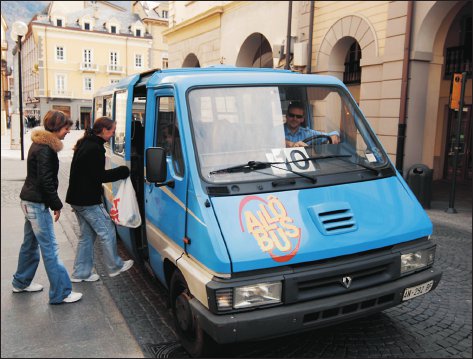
[287,112,304,119]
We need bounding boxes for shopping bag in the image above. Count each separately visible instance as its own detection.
[109,178,142,228]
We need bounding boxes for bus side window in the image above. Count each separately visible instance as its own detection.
[156,97,184,177]
[113,91,128,156]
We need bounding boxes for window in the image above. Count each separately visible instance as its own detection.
[56,74,66,94]
[110,52,118,66]
[84,22,90,30]
[162,58,168,69]
[83,49,92,64]
[136,29,141,37]
[135,54,143,68]
[111,25,116,34]
[162,10,168,18]
[56,19,63,27]
[84,77,92,92]
[343,41,361,85]
[156,97,184,176]
[113,91,127,156]
[56,46,64,61]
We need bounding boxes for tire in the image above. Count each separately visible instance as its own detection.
[170,270,217,357]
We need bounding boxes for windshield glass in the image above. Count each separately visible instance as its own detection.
[188,85,388,184]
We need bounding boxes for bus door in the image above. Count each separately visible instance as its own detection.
[144,90,187,282]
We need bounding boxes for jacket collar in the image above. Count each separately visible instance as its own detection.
[31,129,63,153]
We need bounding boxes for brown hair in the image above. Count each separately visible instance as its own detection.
[73,116,115,151]
[43,110,73,132]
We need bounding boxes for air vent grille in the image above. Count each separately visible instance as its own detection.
[308,202,357,235]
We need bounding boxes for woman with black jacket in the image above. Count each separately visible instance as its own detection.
[66,116,133,282]
[13,110,82,304]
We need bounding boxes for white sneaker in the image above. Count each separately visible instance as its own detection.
[62,291,83,303]
[109,260,134,277]
[71,273,100,283]
[12,282,44,293]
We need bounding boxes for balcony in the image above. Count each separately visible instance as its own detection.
[80,62,99,72]
[107,64,124,74]
[444,46,472,79]
[51,90,73,98]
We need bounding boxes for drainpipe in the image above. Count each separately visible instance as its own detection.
[395,0,414,174]
[306,1,315,73]
[285,1,292,70]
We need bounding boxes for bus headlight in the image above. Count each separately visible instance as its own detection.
[234,282,282,309]
[216,281,282,311]
[401,247,436,275]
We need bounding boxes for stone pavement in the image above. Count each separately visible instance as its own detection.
[1,129,144,358]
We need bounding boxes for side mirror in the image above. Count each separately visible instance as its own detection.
[146,147,173,187]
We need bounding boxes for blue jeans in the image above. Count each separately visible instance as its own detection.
[13,201,72,304]
[71,204,124,278]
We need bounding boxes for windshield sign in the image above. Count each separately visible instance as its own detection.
[188,86,388,184]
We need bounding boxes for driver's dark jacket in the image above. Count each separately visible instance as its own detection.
[19,129,64,211]
[66,134,129,206]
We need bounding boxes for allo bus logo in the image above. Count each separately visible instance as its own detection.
[239,195,301,262]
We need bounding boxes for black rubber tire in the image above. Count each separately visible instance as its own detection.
[170,270,217,357]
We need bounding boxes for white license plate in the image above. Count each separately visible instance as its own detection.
[402,280,434,301]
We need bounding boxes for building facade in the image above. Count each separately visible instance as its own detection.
[132,1,169,70]
[164,1,471,182]
[17,1,153,128]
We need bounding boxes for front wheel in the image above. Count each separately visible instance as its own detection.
[170,270,217,357]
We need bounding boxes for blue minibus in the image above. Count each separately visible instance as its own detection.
[93,66,442,357]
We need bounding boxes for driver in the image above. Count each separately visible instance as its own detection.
[284,101,340,148]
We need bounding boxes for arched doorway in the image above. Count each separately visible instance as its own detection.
[410,1,471,181]
[236,33,273,68]
[182,53,200,68]
[441,4,471,182]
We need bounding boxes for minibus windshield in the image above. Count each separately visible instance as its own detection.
[188,85,388,184]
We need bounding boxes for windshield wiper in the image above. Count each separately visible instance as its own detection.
[210,160,317,183]
[209,161,280,174]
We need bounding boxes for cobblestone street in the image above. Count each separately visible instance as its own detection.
[58,158,472,358]
[2,129,471,358]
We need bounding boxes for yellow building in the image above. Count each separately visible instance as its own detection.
[20,1,153,128]
[132,1,169,70]
[164,1,471,182]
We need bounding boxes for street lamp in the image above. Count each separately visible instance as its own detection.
[11,21,28,161]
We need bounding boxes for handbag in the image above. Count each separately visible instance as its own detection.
[109,177,142,228]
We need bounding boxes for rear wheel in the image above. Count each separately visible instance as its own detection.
[170,270,217,357]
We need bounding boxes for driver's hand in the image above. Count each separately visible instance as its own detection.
[330,135,340,144]
[287,140,308,147]
[293,141,308,147]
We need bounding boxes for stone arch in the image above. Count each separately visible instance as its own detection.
[315,15,378,74]
[182,53,200,68]
[406,0,471,177]
[236,32,273,68]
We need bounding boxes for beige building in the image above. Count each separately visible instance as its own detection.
[17,1,153,128]
[164,1,471,182]
[132,1,169,70]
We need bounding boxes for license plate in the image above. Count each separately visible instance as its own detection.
[402,280,434,301]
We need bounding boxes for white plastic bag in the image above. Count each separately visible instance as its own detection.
[109,177,142,228]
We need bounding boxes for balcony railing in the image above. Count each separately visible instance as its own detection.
[444,46,472,78]
[51,90,73,98]
[80,62,99,72]
[107,64,124,74]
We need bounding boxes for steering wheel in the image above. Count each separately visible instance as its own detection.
[302,134,333,145]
